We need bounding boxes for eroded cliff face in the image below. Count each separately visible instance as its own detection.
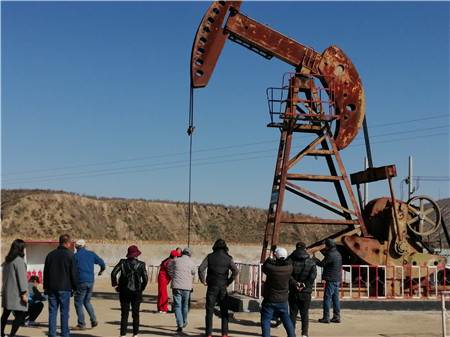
[1,189,341,245]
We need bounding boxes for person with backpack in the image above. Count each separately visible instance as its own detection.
[111,245,148,337]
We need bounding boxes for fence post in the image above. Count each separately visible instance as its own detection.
[442,291,450,337]
[258,263,262,300]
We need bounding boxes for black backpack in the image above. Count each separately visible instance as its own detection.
[121,259,142,292]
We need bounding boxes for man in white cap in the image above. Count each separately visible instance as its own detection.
[260,247,296,337]
[72,239,106,330]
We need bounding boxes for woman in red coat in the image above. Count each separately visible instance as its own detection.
[157,250,181,313]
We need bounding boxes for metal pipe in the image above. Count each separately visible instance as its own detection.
[409,156,414,200]
[364,157,369,207]
[363,117,373,168]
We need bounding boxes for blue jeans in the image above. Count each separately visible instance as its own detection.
[323,281,341,319]
[260,300,296,337]
[172,289,190,328]
[74,282,96,327]
[48,290,71,337]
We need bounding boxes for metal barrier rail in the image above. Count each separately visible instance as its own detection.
[320,265,449,299]
[231,263,449,300]
[233,262,262,299]
[24,263,449,300]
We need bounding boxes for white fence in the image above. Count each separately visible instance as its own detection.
[232,263,450,300]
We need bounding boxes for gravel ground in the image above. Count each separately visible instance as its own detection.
[10,280,445,337]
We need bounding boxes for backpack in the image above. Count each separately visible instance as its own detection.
[121,259,142,292]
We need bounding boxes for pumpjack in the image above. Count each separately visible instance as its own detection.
[190,1,447,296]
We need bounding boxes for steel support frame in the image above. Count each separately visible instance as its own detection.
[261,123,365,262]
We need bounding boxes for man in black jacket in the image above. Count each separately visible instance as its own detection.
[198,239,238,337]
[43,234,78,337]
[288,242,316,337]
[314,238,342,324]
[261,247,296,337]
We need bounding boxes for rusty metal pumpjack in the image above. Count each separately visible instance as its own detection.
[190,1,446,295]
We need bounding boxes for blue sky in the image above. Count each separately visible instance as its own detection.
[2,1,449,218]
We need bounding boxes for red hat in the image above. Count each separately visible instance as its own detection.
[171,250,181,257]
[126,245,141,258]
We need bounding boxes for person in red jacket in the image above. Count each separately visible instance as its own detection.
[157,250,181,313]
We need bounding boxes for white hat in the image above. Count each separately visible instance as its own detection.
[75,239,86,247]
[275,247,288,260]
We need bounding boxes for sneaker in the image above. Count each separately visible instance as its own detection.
[330,317,341,323]
[28,320,40,327]
[71,325,86,330]
[302,335,309,337]
[91,320,98,328]
[158,310,168,314]
[176,327,183,333]
[318,317,330,323]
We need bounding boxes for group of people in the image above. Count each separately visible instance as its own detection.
[1,235,105,337]
[111,239,238,337]
[261,238,343,337]
[1,235,341,337]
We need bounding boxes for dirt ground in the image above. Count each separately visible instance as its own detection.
[8,279,446,337]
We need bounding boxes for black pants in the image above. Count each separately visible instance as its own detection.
[119,291,142,336]
[25,302,44,322]
[205,286,229,337]
[289,291,312,336]
[1,309,25,337]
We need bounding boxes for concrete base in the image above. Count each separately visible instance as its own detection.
[228,293,442,312]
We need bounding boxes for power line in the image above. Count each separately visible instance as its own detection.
[2,120,449,185]
[4,115,447,177]
[3,132,448,184]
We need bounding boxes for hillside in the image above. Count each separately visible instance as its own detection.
[1,189,449,248]
[0,189,340,245]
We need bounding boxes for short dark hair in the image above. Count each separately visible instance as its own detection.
[29,275,40,283]
[59,234,71,245]
[296,242,306,250]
